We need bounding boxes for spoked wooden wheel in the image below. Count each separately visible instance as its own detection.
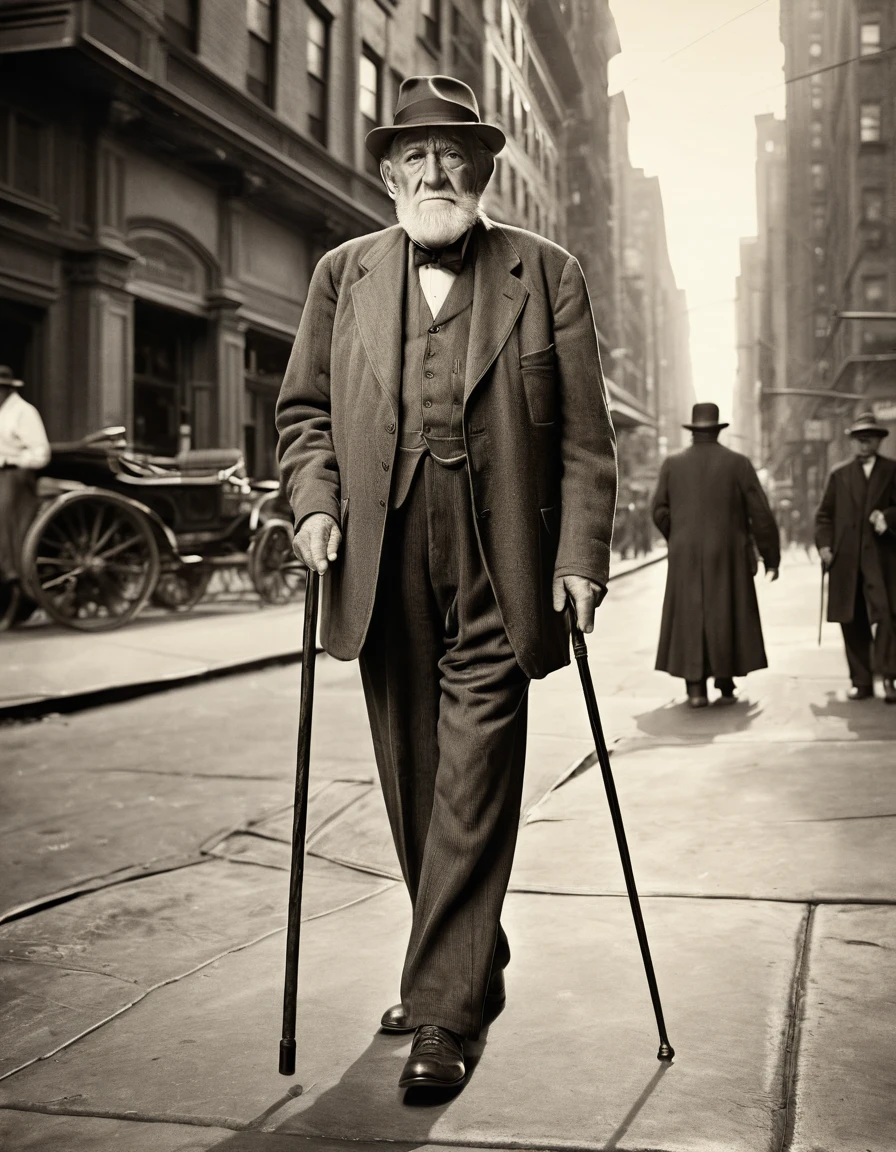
[249,520,306,605]
[151,565,212,612]
[22,493,160,631]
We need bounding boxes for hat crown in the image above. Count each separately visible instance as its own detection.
[0,365,23,387]
[847,410,888,437]
[393,75,481,127]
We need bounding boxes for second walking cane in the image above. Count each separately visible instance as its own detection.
[568,606,674,1061]
[279,569,320,1076]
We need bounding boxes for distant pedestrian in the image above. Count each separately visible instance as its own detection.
[651,402,780,707]
[815,411,896,704]
[0,365,50,589]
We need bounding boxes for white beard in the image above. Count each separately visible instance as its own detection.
[394,189,482,248]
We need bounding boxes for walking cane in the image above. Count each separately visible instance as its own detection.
[817,564,827,647]
[279,568,320,1076]
[567,605,675,1062]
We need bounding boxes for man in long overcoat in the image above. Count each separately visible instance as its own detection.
[815,411,896,702]
[276,76,617,1092]
[652,403,780,706]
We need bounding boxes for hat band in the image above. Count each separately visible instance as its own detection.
[393,99,480,128]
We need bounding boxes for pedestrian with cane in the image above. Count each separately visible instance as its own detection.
[276,75,618,1093]
[814,411,896,703]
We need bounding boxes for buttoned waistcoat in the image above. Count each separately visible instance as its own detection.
[276,219,618,680]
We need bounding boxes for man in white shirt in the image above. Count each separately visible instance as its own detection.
[0,365,51,588]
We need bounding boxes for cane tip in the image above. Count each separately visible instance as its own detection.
[657,1042,675,1062]
[279,1039,296,1076]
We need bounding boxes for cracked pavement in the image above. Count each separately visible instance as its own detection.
[1,551,895,1151]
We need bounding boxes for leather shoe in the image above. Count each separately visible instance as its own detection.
[381,968,505,1033]
[847,684,874,701]
[398,1025,465,1090]
[884,678,896,704]
[686,679,708,708]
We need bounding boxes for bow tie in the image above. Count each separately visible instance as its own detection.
[412,238,466,275]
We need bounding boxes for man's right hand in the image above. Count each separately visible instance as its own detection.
[819,546,833,571]
[293,513,342,575]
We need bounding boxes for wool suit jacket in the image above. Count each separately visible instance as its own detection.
[275,219,618,680]
[815,454,896,624]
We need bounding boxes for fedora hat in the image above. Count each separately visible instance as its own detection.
[683,402,728,431]
[847,410,888,438]
[365,75,506,160]
[0,365,24,389]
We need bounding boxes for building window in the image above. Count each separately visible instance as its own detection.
[306,4,328,146]
[810,161,826,192]
[862,188,885,221]
[164,0,198,51]
[492,56,504,121]
[809,33,822,58]
[247,0,276,106]
[509,165,517,210]
[809,0,823,17]
[860,20,882,56]
[512,89,522,139]
[512,10,524,67]
[810,81,823,111]
[863,275,887,308]
[812,204,826,235]
[860,101,882,142]
[0,106,51,203]
[451,5,482,92]
[810,119,823,149]
[360,46,382,178]
[421,0,440,51]
[814,312,828,339]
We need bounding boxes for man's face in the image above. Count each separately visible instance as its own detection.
[381,130,489,247]
[853,432,883,460]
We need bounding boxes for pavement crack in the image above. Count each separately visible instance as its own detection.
[777,903,815,1152]
[0,856,212,926]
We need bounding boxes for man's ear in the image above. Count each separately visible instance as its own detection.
[380,158,397,200]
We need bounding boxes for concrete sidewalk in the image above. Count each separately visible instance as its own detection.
[1,550,893,1151]
[0,550,664,718]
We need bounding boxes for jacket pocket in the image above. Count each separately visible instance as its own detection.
[521,346,557,426]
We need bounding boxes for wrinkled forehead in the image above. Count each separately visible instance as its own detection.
[390,128,478,157]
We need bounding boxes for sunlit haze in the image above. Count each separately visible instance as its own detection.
[609,0,785,420]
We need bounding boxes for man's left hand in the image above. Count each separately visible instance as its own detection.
[870,509,888,536]
[552,575,607,634]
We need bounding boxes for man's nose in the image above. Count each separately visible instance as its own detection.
[422,152,446,187]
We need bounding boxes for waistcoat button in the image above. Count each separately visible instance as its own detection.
[386,422,395,433]
[429,325,440,334]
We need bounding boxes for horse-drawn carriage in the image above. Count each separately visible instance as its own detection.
[1,427,302,632]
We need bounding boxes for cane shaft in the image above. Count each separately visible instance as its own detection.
[279,569,320,1076]
[569,615,674,1061]
[817,566,826,647]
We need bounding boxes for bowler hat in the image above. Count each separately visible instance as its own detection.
[682,402,729,431]
[365,75,506,160]
[846,410,888,438]
[0,365,24,389]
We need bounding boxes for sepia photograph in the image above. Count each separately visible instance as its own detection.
[0,0,894,1148]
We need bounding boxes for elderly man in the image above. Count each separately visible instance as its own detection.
[815,411,896,703]
[0,365,50,598]
[276,76,617,1091]
[652,402,780,707]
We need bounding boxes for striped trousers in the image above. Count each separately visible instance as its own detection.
[359,455,530,1038]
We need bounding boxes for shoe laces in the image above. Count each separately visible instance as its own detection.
[414,1025,458,1054]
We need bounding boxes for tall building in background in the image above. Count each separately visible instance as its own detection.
[735,113,787,468]
[0,0,692,491]
[768,0,896,528]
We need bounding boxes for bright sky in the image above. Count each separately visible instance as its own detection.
[608,0,786,419]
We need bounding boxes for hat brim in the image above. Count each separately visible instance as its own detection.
[1,378,24,389]
[682,421,728,431]
[848,426,888,438]
[365,121,506,160]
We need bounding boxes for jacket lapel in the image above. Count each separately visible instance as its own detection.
[866,455,892,512]
[846,458,867,512]
[464,223,529,404]
[351,226,407,410]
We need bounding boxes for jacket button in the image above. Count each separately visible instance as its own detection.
[381,460,389,471]
[425,370,434,379]
[429,325,440,334]
[386,422,395,433]
[424,425,432,434]
[423,400,432,408]
[379,499,386,508]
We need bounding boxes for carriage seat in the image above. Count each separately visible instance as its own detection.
[175,448,245,476]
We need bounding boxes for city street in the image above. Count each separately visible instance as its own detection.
[1,551,894,1151]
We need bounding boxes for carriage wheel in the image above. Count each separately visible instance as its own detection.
[249,520,306,605]
[151,566,212,612]
[22,494,160,631]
